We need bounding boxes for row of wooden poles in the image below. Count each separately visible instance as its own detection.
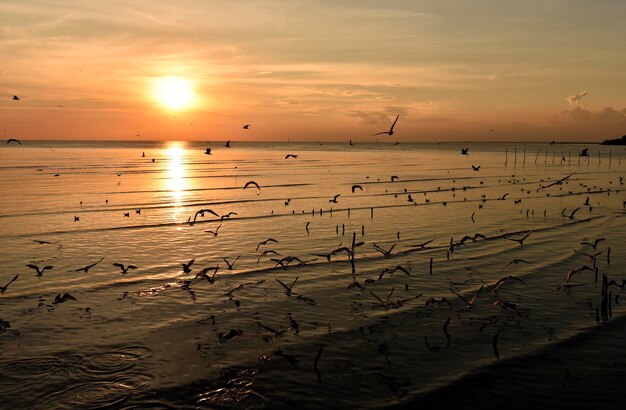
[504,148,617,166]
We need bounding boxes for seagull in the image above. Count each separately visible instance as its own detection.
[378,265,410,280]
[425,297,452,308]
[257,321,290,340]
[497,193,509,200]
[551,283,585,294]
[492,275,527,292]
[472,165,481,171]
[74,216,80,222]
[505,231,532,246]
[6,138,21,145]
[566,265,594,281]
[372,243,396,259]
[12,95,19,100]
[257,250,281,264]
[243,124,250,129]
[1,274,18,294]
[276,276,299,296]
[182,259,195,274]
[500,259,530,271]
[573,249,604,261]
[349,139,355,147]
[195,265,219,283]
[413,238,436,249]
[224,279,265,297]
[372,114,399,136]
[223,256,241,270]
[190,209,219,226]
[205,223,222,237]
[112,263,137,274]
[351,185,363,193]
[243,181,260,190]
[561,208,580,220]
[580,238,605,250]
[540,173,574,189]
[26,263,53,277]
[285,154,298,159]
[450,285,484,309]
[390,175,399,182]
[74,258,104,273]
[205,148,212,155]
[225,140,231,148]
[369,287,422,309]
[53,293,77,304]
[329,194,340,203]
[347,278,375,290]
[491,298,520,315]
[460,148,469,155]
[123,212,130,218]
[579,148,589,157]
[256,238,279,251]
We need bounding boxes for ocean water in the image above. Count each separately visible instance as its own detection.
[0,140,625,408]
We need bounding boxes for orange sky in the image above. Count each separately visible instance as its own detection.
[1,1,625,142]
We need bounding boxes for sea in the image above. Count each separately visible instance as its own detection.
[0,140,625,409]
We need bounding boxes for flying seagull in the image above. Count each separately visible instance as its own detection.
[6,139,21,145]
[243,181,261,190]
[112,263,137,274]
[372,115,399,136]
[26,263,53,277]
[74,258,104,273]
[1,274,18,293]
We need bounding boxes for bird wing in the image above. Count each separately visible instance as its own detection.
[112,263,124,269]
[386,287,396,303]
[389,115,399,133]
[369,290,386,305]
[371,131,390,136]
[275,278,291,292]
[450,288,470,306]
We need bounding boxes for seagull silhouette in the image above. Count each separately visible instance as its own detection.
[12,95,19,101]
[223,256,241,270]
[285,154,298,159]
[243,124,250,129]
[1,274,18,293]
[460,148,469,155]
[6,138,21,145]
[372,115,399,136]
[351,185,363,193]
[450,285,484,309]
[53,293,77,304]
[225,140,231,148]
[195,265,220,283]
[372,243,396,259]
[26,263,53,277]
[205,148,212,155]
[579,148,589,157]
[276,276,299,296]
[329,194,340,203]
[256,238,279,251]
[500,259,530,271]
[580,238,606,250]
[472,165,481,171]
[190,209,219,226]
[243,181,260,190]
[74,258,104,273]
[112,263,137,274]
[182,259,195,273]
[205,224,222,237]
[566,265,594,282]
[505,231,532,246]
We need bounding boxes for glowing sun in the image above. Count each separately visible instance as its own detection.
[154,77,195,110]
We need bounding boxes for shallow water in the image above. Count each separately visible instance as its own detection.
[1,140,625,408]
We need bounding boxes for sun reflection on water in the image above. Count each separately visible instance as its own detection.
[165,143,188,222]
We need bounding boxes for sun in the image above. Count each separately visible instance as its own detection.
[154,77,195,111]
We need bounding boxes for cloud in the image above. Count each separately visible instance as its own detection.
[567,90,589,106]
[561,106,626,122]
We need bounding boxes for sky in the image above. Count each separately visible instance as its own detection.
[1,0,625,142]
